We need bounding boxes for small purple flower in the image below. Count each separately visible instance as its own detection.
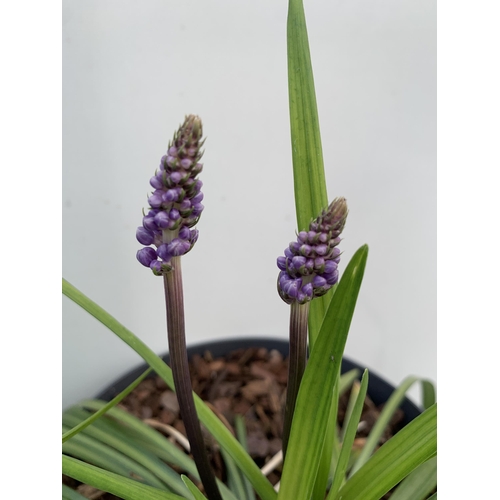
[277,197,348,304]
[137,247,158,267]
[136,115,205,275]
[136,227,155,246]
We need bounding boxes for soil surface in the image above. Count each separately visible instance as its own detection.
[63,347,415,499]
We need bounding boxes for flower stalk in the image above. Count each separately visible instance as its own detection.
[136,116,222,500]
[163,258,222,500]
[281,300,309,458]
[277,197,348,459]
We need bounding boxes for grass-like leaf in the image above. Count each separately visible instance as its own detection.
[181,475,206,500]
[63,407,189,495]
[220,447,249,500]
[63,406,189,496]
[62,367,152,443]
[287,0,327,229]
[69,400,238,500]
[62,278,277,500]
[334,404,437,500]
[62,483,91,500]
[422,380,436,410]
[62,424,166,489]
[389,455,437,500]
[339,369,361,396]
[277,245,368,500]
[350,377,431,476]
[235,415,256,500]
[287,0,332,349]
[75,400,198,477]
[311,375,339,500]
[327,371,369,499]
[62,455,185,500]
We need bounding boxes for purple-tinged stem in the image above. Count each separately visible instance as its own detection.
[282,300,310,459]
[163,257,222,500]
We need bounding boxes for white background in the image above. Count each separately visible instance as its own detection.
[62,0,436,409]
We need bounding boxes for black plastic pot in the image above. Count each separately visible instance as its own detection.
[97,337,421,425]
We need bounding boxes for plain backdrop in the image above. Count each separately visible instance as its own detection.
[62,0,436,410]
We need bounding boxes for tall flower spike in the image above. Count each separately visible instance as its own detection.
[136,115,205,275]
[277,197,348,304]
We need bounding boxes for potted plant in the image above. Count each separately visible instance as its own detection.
[62,0,436,498]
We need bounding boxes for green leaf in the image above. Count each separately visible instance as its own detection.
[62,484,88,500]
[62,279,277,500]
[62,367,152,443]
[422,380,436,410]
[277,245,368,500]
[62,427,166,490]
[181,475,206,500]
[287,0,331,349]
[311,374,340,500]
[234,415,257,500]
[390,455,437,500]
[69,400,238,500]
[74,400,198,477]
[339,369,361,396]
[313,366,362,496]
[220,447,249,500]
[327,371,369,500]
[334,404,437,500]
[350,376,430,476]
[62,455,185,500]
[287,0,327,229]
[63,407,189,496]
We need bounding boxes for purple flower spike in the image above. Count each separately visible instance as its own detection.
[136,115,205,275]
[277,197,348,304]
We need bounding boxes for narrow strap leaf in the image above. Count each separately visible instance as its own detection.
[72,401,238,500]
[62,455,186,500]
[220,447,249,500]
[234,415,257,500]
[287,0,331,348]
[62,426,166,490]
[311,372,340,500]
[422,380,436,410]
[389,455,437,500]
[350,376,428,476]
[327,371,369,499]
[63,367,152,443]
[181,475,207,500]
[287,0,328,227]
[335,404,437,500]
[63,408,189,496]
[62,483,90,500]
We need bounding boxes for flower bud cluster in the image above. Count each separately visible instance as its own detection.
[277,197,348,304]
[136,115,204,275]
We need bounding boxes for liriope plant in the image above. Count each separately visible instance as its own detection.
[62,0,437,499]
